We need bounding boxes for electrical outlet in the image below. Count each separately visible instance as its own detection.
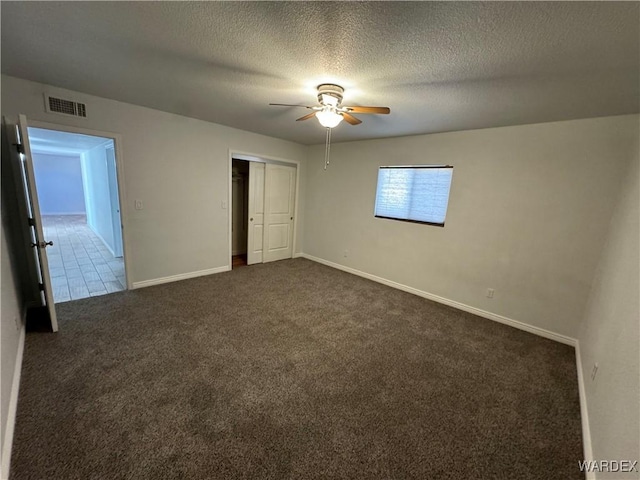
[221,201,227,209]
[486,288,495,298]
[591,363,599,381]
[343,249,349,258]
[134,199,143,210]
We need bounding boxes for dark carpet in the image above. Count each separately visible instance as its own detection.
[10,258,583,479]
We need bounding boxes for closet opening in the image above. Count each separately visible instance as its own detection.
[230,155,298,269]
[231,159,249,269]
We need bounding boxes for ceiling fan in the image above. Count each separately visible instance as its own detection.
[270,84,390,129]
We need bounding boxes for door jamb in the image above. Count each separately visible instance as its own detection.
[228,150,300,269]
[28,120,133,290]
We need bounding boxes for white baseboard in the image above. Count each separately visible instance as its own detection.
[132,265,230,289]
[575,342,595,479]
[1,321,26,480]
[293,252,304,258]
[299,253,577,347]
[87,223,117,257]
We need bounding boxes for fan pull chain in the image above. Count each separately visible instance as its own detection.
[324,127,332,170]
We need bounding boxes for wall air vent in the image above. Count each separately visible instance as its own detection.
[44,94,87,118]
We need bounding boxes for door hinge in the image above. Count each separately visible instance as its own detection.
[28,217,35,226]
[38,283,44,291]
[16,143,25,154]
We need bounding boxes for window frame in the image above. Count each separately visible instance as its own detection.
[373,164,453,227]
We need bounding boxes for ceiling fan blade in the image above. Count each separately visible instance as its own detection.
[345,106,390,114]
[269,103,314,109]
[296,111,317,122]
[342,113,362,125]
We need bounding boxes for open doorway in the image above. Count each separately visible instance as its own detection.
[231,159,249,269]
[27,127,126,302]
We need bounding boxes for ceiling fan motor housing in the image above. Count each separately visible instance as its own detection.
[317,84,344,106]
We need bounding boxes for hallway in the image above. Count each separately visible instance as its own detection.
[43,215,125,302]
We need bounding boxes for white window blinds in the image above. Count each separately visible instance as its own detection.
[374,166,453,226]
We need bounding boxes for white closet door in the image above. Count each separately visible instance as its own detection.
[263,164,296,263]
[247,162,265,265]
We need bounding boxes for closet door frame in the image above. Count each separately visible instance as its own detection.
[228,151,300,268]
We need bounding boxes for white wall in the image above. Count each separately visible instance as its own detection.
[32,152,86,215]
[0,220,25,478]
[303,115,639,339]
[577,139,639,477]
[81,141,118,254]
[1,75,307,285]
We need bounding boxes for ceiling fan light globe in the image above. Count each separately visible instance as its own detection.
[316,109,343,128]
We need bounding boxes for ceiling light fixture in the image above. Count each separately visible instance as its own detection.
[320,93,339,107]
[316,106,343,128]
[269,83,390,170]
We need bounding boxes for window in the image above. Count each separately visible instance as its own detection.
[374,165,453,226]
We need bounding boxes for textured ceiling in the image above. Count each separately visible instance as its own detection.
[2,2,638,145]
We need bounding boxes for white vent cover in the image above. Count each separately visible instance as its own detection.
[43,94,87,118]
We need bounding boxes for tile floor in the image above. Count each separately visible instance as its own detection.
[43,215,126,303]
